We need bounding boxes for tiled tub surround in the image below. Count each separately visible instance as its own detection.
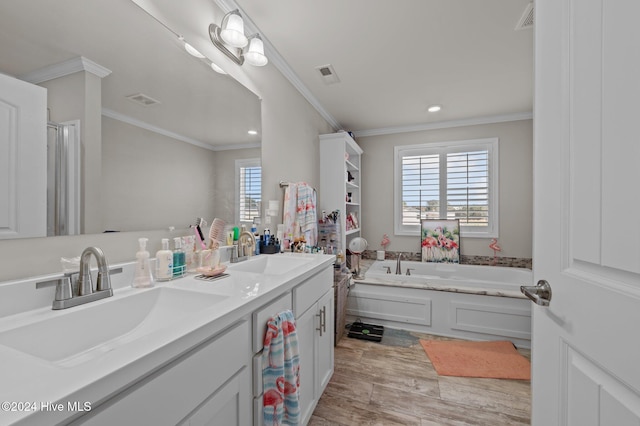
[362,250,533,269]
[347,258,533,348]
[0,253,335,425]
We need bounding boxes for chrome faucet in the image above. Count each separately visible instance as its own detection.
[238,231,256,259]
[36,246,121,310]
[395,252,403,275]
[78,246,111,296]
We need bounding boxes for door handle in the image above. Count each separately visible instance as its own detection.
[520,280,552,306]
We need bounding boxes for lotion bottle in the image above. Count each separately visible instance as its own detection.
[132,238,154,288]
[156,238,173,281]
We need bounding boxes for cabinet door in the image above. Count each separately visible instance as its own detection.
[317,289,334,392]
[76,321,249,425]
[184,367,250,426]
[296,304,317,425]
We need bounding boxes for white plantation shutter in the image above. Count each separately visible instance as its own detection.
[237,159,261,223]
[401,153,440,226]
[446,150,489,226]
[394,139,498,237]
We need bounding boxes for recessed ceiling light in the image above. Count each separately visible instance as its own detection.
[248,130,258,135]
[211,62,226,74]
[428,105,442,113]
[184,42,205,58]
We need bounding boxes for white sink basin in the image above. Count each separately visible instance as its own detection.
[0,287,227,366]
[228,254,314,275]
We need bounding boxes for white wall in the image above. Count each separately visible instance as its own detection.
[102,117,219,232]
[358,119,533,258]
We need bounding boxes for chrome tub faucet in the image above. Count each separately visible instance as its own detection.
[396,252,403,275]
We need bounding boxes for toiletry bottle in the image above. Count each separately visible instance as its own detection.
[251,223,260,255]
[156,238,173,281]
[132,238,154,288]
[184,235,196,273]
[173,237,186,278]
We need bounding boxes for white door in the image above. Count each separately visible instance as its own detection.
[531,0,640,424]
[0,73,47,239]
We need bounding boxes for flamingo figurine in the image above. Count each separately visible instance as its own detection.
[380,233,390,250]
[489,238,502,265]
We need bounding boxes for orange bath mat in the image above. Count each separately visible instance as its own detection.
[419,340,531,380]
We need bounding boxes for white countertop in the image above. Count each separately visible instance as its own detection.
[0,252,334,425]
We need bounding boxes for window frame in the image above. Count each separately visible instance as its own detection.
[235,158,262,225]
[394,138,499,238]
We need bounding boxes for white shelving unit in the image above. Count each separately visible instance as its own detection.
[319,132,364,254]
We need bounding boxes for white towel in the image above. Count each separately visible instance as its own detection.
[283,182,318,246]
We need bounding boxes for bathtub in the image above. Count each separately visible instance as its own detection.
[347,260,533,348]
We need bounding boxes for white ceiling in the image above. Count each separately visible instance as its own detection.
[235,0,534,134]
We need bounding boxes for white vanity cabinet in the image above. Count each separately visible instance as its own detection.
[293,267,334,425]
[251,264,334,426]
[75,321,251,426]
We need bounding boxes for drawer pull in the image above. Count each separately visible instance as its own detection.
[316,306,327,336]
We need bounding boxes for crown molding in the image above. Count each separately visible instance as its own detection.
[353,111,534,138]
[214,0,342,130]
[20,56,112,84]
[102,108,259,151]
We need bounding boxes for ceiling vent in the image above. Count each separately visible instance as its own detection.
[515,2,534,30]
[315,64,340,85]
[126,93,160,107]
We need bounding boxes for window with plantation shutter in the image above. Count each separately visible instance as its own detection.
[236,158,261,224]
[394,138,498,238]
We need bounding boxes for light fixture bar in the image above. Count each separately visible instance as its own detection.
[209,23,244,65]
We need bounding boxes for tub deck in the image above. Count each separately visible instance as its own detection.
[347,259,532,348]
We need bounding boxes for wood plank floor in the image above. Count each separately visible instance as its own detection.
[310,328,531,426]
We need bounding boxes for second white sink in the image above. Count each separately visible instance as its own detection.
[228,254,314,275]
[0,287,227,366]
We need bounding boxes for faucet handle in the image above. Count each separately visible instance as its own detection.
[54,276,73,301]
[96,267,122,292]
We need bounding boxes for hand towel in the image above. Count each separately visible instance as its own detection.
[296,183,317,246]
[262,310,300,426]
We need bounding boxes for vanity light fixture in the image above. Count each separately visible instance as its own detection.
[248,130,258,135]
[245,34,268,66]
[219,10,248,48]
[209,9,268,67]
[428,105,442,113]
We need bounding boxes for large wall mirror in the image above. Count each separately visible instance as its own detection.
[0,0,261,239]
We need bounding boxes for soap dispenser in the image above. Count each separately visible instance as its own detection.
[156,238,173,281]
[132,238,154,288]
